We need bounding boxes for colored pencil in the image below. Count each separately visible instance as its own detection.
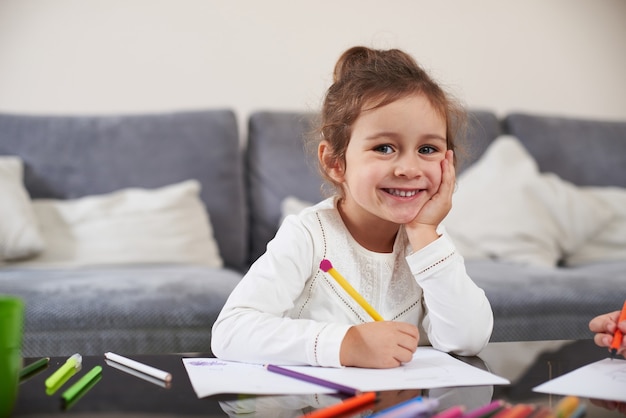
[433,405,466,418]
[529,406,555,418]
[371,397,439,417]
[553,396,580,418]
[265,364,359,396]
[105,359,171,388]
[497,404,536,418]
[319,259,384,321]
[19,357,49,379]
[104,352,172,382]
[301,391,377,418]
[463,400,506,418]
[568,404,586,418]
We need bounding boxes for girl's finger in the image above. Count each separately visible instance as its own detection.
[440,150,456,197]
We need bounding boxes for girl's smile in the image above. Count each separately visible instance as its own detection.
[383,188,423,198]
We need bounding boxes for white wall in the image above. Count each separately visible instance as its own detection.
[0,0,624,137]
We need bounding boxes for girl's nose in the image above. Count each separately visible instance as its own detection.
[394,154,422,178]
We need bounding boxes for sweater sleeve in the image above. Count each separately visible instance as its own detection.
[407,231,493,356]
[211,215,351,367]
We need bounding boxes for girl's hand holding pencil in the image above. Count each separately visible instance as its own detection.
[339,321,418,369]
[320,259,419,369]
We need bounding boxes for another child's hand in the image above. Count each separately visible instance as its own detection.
[339,321,419,368]
[590,398,626,415]
[589,311,626,356]
[405,150,455,250]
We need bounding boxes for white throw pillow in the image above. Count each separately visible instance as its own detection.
[0,156,44,261]
[564,187,626,266]
[10,180,223,268]
[444,136,612,267]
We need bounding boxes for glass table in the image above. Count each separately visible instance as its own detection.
[11,339,625,417]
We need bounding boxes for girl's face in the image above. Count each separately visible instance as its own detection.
[335,93,447,228]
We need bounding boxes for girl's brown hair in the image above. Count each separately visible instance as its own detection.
[313,46,467,195]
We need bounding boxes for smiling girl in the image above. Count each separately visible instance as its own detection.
[211,46,493,368]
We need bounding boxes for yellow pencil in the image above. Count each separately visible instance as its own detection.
[319,259,384,321]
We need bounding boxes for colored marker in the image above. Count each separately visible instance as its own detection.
[498,404,535,418]
[319,259,384,321]
[463,399,506,418]
[19,357,49,380]
[301,391,377,418]
[371,397,439,417]
[61,366,102,408]
[529,406,556,418]
[568,404,586,418]
[265,364,359,396]
[45,365,80,395]
[104,352,172,382]
[492,405,513,418]
[432,405,466,418]
[609,300,626,359]
[45,353,82,389]
[553,396,579,418]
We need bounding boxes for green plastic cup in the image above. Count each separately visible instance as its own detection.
[0,295,24,418]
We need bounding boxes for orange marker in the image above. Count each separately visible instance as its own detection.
[530,406,556,418]
[301,391,377,418]
[609,300,626,359]
[498,404,536,418]
[492,405,513,418]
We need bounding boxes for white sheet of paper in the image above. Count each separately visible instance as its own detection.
[182,347,510,398]
[533,358,626,402]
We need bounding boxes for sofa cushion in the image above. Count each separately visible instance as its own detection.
[9,180,222,268]
[505,113,626,187]
[0,110,248,271]
[467,260,626,341]
[0,265,243,356]
[0,156,44,261]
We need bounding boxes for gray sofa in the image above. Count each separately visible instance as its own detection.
[1,109,625,357]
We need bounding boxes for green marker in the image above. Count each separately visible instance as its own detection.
[61,365,102,406]
[45,353,82,389]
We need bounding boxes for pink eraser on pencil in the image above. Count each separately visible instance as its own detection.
[319,259,333,272]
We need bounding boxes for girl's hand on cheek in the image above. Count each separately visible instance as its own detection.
[406,151,455,238]
[339,322,419,369]
[410,150,455,228]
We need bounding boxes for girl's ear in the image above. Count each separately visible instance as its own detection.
[318,141,344,183]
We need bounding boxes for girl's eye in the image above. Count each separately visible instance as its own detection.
[374,144,394,154]
[418,145,438,155]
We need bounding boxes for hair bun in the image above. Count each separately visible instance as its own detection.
[332,46,374,83]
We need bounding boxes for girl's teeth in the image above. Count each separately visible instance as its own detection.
[388,189,417,197]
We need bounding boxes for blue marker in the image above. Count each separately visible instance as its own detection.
[371,396,439,417]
